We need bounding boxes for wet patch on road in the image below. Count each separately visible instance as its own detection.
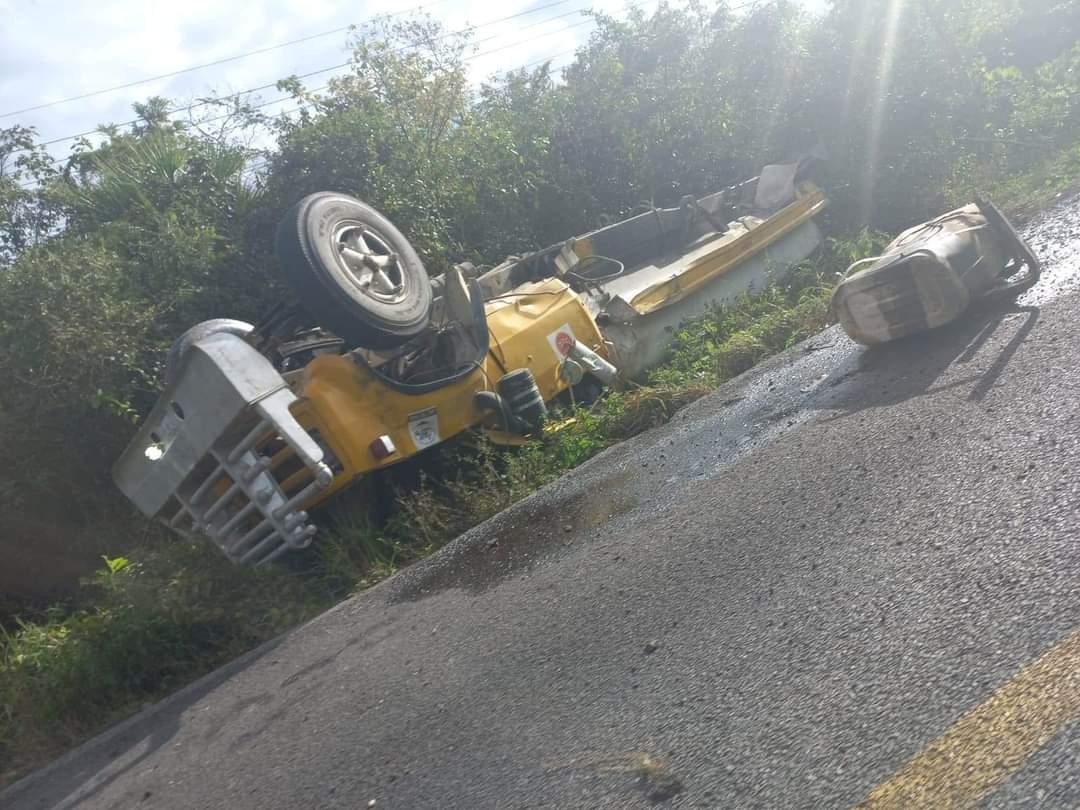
[388,194,1080,610]
[387,470,641,603]
[1018,192,1080,306]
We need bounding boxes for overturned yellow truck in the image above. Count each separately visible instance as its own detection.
[114,164,828,564]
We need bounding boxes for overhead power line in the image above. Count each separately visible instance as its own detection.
[13,45,583,189]
[14,25,593,188]
[221,22,589,128]
[12,0,578,153]
[184,19,592,132]
[239,47,582,177]
[0,0,456,120]
[162,20,587,138]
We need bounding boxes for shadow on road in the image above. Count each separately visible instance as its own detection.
[388,468,641,604]
[816,303,1040,419]
[1,636,286,809]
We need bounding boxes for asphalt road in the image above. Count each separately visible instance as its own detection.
[7,196,1080,809]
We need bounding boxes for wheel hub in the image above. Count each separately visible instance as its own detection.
[333,222,408,304]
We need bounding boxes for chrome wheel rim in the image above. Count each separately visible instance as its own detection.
[332,221,407,304]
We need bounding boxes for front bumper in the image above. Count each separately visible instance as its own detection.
[113,333,333,565]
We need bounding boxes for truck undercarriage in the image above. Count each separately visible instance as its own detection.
[115,163,829,563]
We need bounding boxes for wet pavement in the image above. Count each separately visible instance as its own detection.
[1018,194,1080,305]
[6,195,1080,809]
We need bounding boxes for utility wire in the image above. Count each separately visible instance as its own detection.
[200,21,590,141]
[146,11,588,136]
[238,33,585,132]
[0,0,457,119]
[10,0,577,154]
[14,30,591,188]
[240,48,580,178]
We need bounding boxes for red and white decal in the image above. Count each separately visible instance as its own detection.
[547,324,577,359]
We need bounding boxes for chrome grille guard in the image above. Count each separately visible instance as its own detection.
[113,332,333,565]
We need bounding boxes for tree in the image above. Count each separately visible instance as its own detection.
[251,16,477,273]
[0,119,267,517]
[2,0,1079,523]
[0,126,61,267]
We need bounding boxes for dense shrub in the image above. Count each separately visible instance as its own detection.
[2,1,1076,517]
[1,1,1079,782]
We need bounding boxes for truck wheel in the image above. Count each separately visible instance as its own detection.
[164,319,254,387]
[275,193,432,350]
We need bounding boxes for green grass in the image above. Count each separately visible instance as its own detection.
[988,142,1080,221]
[946,140,1080,223]
[0,219,1032,788]
[0,543,333,784]
[649,230,888,390]
[0,234,876,787]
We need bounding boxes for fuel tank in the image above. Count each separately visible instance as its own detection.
[832,199,1040,345]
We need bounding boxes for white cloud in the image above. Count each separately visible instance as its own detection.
[1,0,799,162]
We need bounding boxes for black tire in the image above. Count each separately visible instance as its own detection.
[164,319,254,387]
[275,193,432,349]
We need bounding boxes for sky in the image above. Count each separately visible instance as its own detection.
[0,0,825,163]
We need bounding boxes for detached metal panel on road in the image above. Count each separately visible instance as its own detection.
[7,198,1080,809]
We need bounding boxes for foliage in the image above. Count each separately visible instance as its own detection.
[2,0,1077,516]
[0,124,273,517]
[2,0,1080,787]
[250,17,486,273]
[0,126,61,267]
[0,537,332,783]
[967,140,1080,222]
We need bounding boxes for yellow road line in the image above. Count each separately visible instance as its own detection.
[861,628,1080,809]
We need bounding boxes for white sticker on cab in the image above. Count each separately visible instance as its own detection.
[408,408,441,450]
